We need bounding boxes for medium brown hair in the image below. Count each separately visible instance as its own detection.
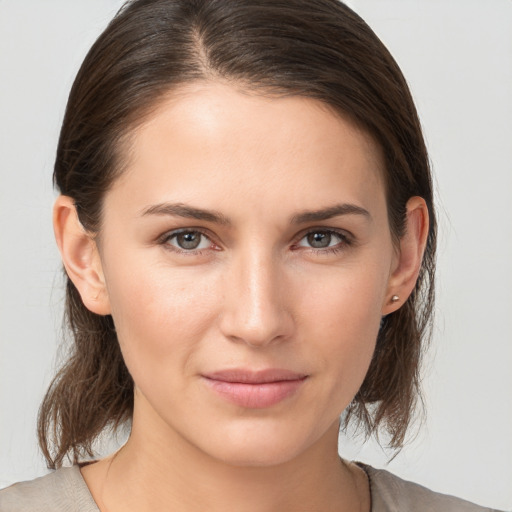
[39,0,436,468]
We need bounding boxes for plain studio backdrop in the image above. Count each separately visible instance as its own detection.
[0,1,511,509]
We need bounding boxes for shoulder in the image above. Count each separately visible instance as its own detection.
[360,464,503,512]
[0,466,98,512]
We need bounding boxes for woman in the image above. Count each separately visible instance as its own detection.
[0,0,504,511]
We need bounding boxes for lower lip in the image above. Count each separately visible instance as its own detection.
[203,378,306,408]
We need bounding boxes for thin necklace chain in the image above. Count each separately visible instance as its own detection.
[98,452,370,512]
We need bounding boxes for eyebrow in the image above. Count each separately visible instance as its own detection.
[141,202,231,225]
[290,203,371,224]
[140,201,370,225]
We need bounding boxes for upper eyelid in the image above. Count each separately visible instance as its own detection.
[295,227,352,242]
[159,229,217,254]
[157,226,352,250]
[292,229,354,254]
[159,227,213,242]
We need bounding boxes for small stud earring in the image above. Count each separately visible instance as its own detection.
[391,295,400,303]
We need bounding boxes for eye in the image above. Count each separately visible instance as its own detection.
[163,230,212,251]
[297,230,347,249]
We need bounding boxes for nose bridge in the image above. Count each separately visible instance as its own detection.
[220,244,292,346]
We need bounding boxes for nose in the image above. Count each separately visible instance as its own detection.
[218,249,294,348]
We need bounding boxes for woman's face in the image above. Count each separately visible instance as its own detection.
[93,82,399,466]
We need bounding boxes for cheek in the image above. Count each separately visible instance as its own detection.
[102,255,221,380]
[300,258,386,333]
[298,263,386,392]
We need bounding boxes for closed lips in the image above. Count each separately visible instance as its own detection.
[202,369,308,408]
[203,369,308,384]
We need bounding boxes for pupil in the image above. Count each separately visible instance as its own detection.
[177,232,201,249]
[308,232,331,248]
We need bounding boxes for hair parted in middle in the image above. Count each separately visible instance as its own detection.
[39,0,436,469]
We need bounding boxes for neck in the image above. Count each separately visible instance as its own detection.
[82,400,366,512]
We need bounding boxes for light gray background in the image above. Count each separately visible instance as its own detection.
[1,1,511,509]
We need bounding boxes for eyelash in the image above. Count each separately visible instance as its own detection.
[158,228,216,255]
[158,228,352,256]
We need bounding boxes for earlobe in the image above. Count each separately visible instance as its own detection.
[382,196,429,315]
[53,195,111,315]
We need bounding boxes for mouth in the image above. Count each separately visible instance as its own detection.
[201,369,308,409]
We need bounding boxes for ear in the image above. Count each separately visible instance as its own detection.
[382,196,429,315]
[53,195,111,315]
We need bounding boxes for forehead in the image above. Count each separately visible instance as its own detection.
[109,82,386,221]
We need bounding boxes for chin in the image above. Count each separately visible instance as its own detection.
[194,418,325,468]
[211,442,304,468]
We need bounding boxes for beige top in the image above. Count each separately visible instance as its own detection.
[0,463,502,511]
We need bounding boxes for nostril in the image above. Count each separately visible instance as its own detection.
[218,304,294,348]
[217,255,295,346]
